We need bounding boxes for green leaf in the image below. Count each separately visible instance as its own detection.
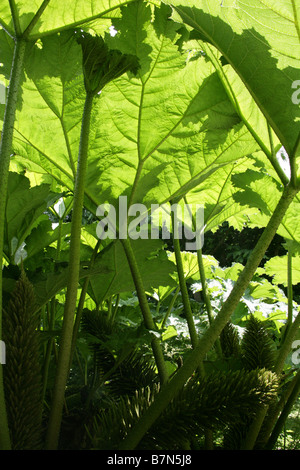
[182,36,288,184]
[87,239,177,304]
[165,0,300,159]
[185,157,259,233]
[232,169,300,242]
[24,219,71,260]
[0,0,135,39]
[11,30,85,194]
[32,239,177,308]
[161,325,177,342]
[168,250,218,281]
[264,254,300,286]
[11,3,258,218]
[4,172,60,262]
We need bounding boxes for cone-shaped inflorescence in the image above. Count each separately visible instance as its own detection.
[241,315,276,371]
[90,368,278,449]
[3,270,43,449]
[220,322,241,358]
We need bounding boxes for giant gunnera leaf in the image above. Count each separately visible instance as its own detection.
[164,0,300,163]
[0,0,136,40]
[11,2,258,233]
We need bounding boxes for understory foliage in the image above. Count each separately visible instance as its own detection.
[0,0,299,451]
[75,313,279,450]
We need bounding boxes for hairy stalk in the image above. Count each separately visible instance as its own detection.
[283,248,294,341]
[196,247,221,448]
[0,36,27,451]
[184,196,222,357]
[121,238,168,385]
[171,210,198,348]
[0,0,52,449]
[196,248,223,358]
[275,310,300,374]
[70,239,101,365]
[42,216,64,400]
[42,299,56,402]
[171,209,213,447]
[119,184,298,450]
[267,123,290,187]
[46,91,94,450]
[161,286,180,329]
[22,0,51,40]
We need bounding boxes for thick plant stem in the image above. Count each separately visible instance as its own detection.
[46,92,94,450]
[171,211,198,348]
[121,238,168,385]
[70,239,101,365]
[282,248,294,342]
[119,184,298,450]
[161,286,180,329]
[0,37,26,451]
[275,310,300,375]
[196,249,214,324]
[196,248,222,358]
[172,211,213,447]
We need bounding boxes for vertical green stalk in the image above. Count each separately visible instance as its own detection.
[46,91,94,450]
[275,310,300,374]
[41,299,56,402]
[196,248,223,358]
[185,197,222,357]
[172,208,213,447]
[161,286,180,329]
[42,216,64,401]
[196,249,214,324]
[285,247,294,338]
[121,238,168,385]
[120,184,298,450]
[70,239,101,365]
[0,37,26,451]
[171,209,198,348]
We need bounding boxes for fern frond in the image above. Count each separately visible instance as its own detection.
[241,315,276,371]
[3,270,43,450]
